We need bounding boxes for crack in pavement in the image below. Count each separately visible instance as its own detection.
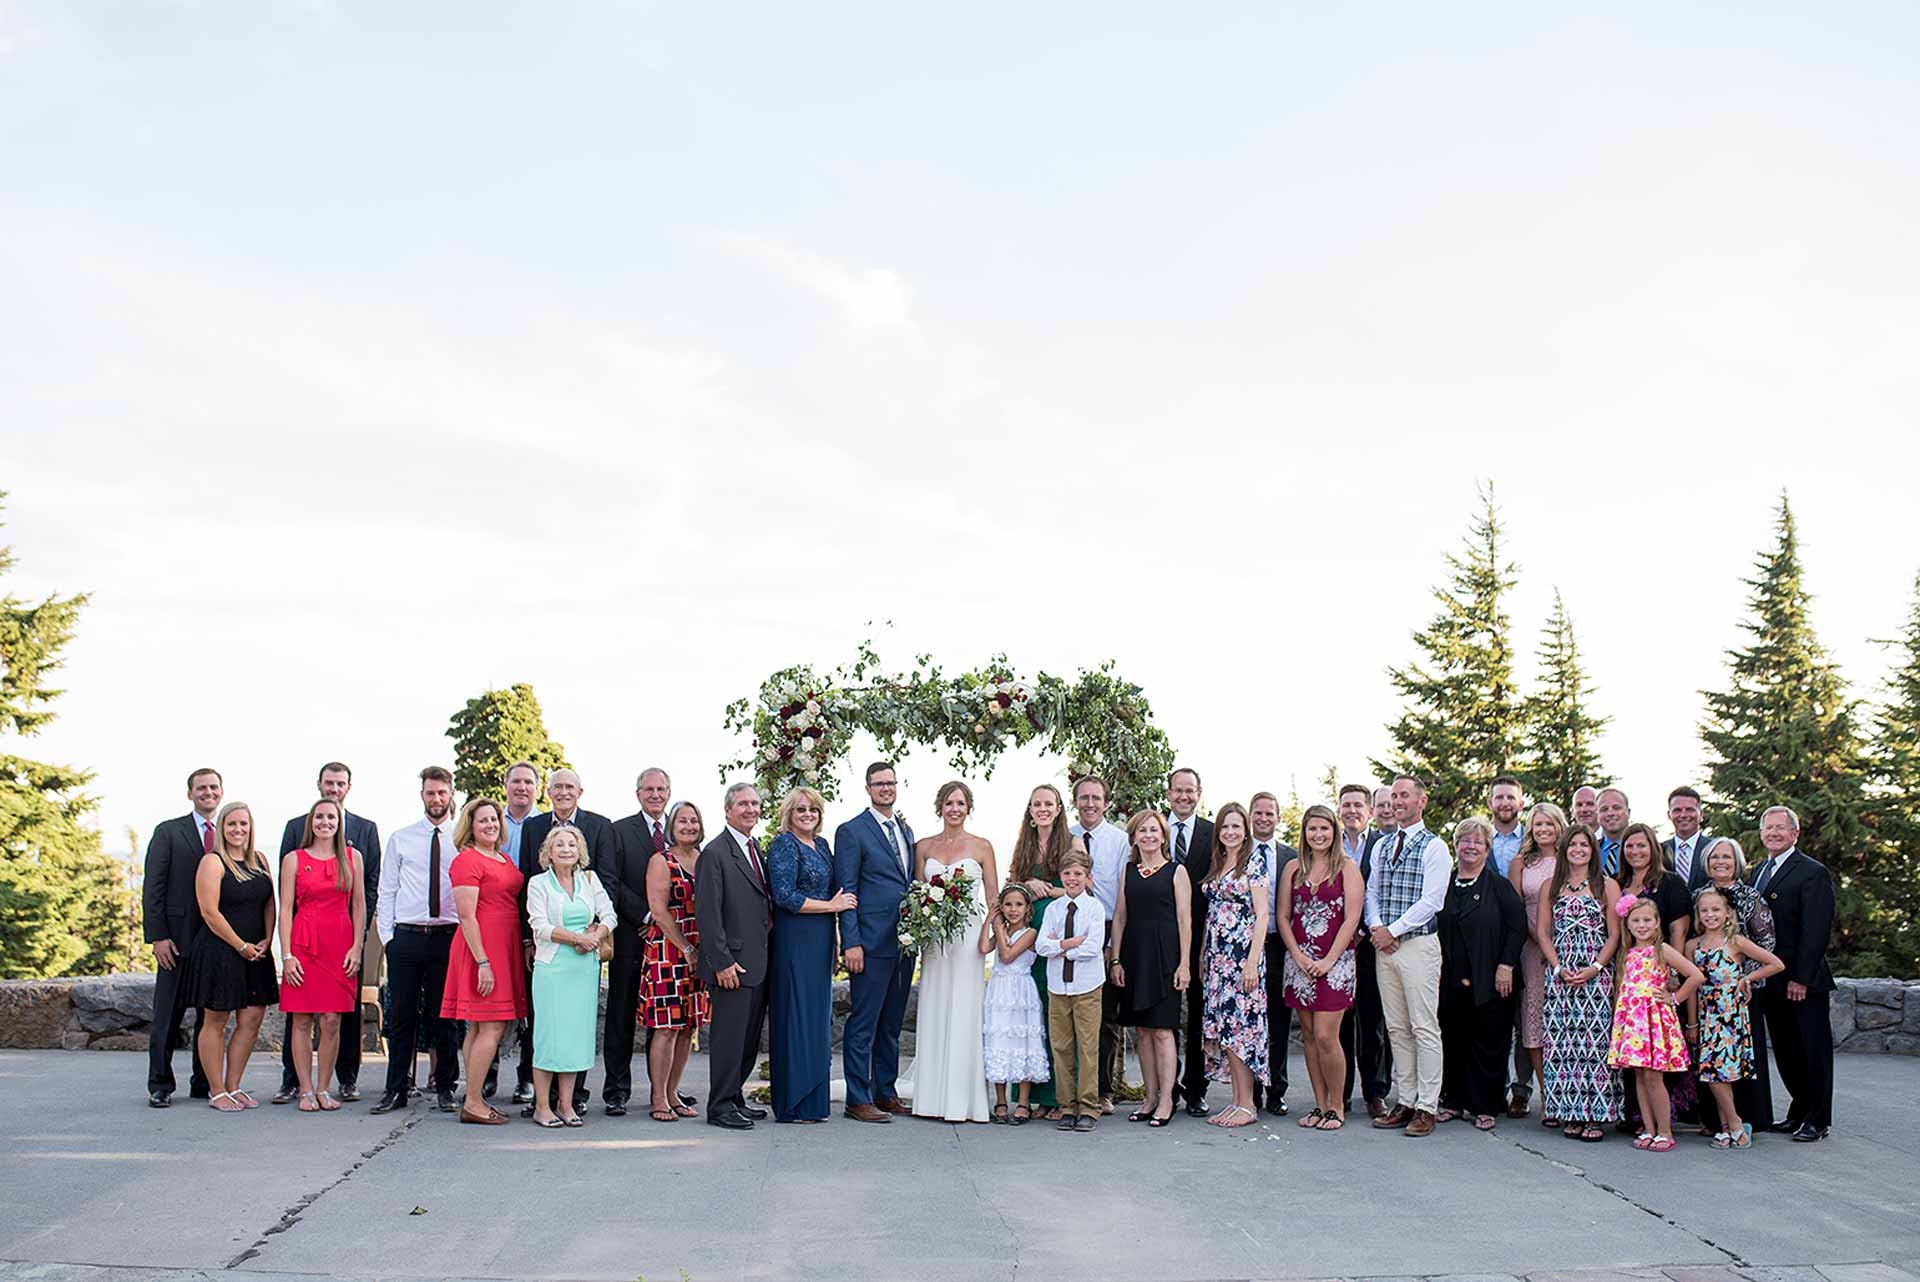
[223,1111,422,1270]
[950,1121,1022,1282]
[1502,1132,1747,1266]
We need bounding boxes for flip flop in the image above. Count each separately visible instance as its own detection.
[650,1108,676,1122]
[1473,1114,1498,1131]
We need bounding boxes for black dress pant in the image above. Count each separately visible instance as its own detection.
[146,929,209,1097]
[280,1005,363,1092]
[1252,935,1293,1108]
[707,981,769,1118]
[1439,987,1515,1118]
[1176,920,1210,1105]
[1760,986,1832,1129]
[601,924,645,1101]
[382,927,458,1097]
[1341,941,1393,1106]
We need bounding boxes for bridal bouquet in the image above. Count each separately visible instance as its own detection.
[897,866,979,953]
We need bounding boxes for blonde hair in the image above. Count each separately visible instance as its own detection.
[778,787,827,837]
[537,824,591,871]
[1691,886,1744,945]
[212,802,269,881]
[1518,802,1566,870]
[454,797,504,852]
[1453,815,1495,852]
[1294,803,1348,886]
[1126,809,1171,866]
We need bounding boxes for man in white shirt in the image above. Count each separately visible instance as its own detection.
[1070,775,1130,1114]
[371,767,461,1116]
[1363,775,1451,1137]
[1033,851,1107,1132]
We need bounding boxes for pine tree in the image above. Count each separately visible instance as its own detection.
[0,496,138,978]
[1518,589,1610,806]
[1862,571,1920,974]
[1701,495,1877,971]
[446,684,571,807]
[1373,482,1523,826]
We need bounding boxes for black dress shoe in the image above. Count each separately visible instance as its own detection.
[188,1087,211,1100]
[1266,1100,1289,1117]
[482,1071,497,1100]
[148,1090,172,1108]
[337,1083,361,1103]
[678,1091,697,1108]
[272,1085,300,1105]
[742,1104,768,1120]
[572,1094,589,1113]
[605,1100,628,1116]
[1791,1122,1829,1142]
[520,1105,536,1119]
[437,1090,459,1113]
[369,1091,407,1115]
[1767,1118,1800,1134]
[512,1083,535,1105]
[708,1110,754,1130]
[1185,1101,1210,1117]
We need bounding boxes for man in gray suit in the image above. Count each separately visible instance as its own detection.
[694,782,772,1131]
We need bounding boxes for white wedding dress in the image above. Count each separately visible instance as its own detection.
[905,856,992,1122]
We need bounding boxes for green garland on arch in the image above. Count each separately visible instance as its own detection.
[721,640,1176,817]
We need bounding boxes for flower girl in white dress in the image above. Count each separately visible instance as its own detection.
[981,885,1049,1123]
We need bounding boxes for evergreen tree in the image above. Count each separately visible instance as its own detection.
[1701,495,1877,971]
[1518,589,1610,805]
[0,496,137,978]
[446,684,571,807]
[1373,482,1523,826]
[1863,571,1920,974]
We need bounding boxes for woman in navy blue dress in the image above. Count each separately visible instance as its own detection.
[768,787,857,1122]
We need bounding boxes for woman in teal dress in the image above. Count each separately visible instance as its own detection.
[525,825,616,1128]
[1006,784,1083,1120]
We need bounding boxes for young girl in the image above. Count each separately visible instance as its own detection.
[1606,894,1705,1152]
[1684,887,1785,1149]
[980,885,1049,1124]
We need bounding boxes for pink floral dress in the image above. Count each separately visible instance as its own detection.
[1282,874,1357,1012]
[1607,945,1690,1072]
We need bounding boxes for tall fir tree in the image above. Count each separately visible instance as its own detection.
[0,496,138,978]
[1518,589,1610,806]
[1700,495,1877,971]
[1862,571,1920,974]
[446,684,571,807]
[1372,482,1523,826]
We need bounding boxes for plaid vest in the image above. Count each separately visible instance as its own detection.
[1374,825,1437,936]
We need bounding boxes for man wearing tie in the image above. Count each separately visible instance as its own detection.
[370,767,461,1115]
[1071,775,1134,1116]
[1249,791,1299,1117]
[1751,805,1836,1142]
[834,762,916,1123]
[273,762,382,1104]
[604,766,673,1115]
[696,782,773,1130]
[143,767,223,1106]
[1662,787,1713,892]
[1595,788,1631,877]
[1339,784,1395,1118]
[1163,768,1216,1116]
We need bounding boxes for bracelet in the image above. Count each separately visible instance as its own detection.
[476,959,492,968]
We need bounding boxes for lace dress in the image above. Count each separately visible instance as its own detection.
[982,928,1049,1085]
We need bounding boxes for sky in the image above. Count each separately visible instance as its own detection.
[3,1,1918,860]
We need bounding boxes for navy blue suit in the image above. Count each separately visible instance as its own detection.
[276,810,382,1093]
[833,810,915,1108]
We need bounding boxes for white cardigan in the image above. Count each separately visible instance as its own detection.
[526,868,617,966]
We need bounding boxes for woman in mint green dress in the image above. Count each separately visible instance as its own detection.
[526,826,616,1128]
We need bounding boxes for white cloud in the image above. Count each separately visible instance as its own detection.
[708,231,918,335]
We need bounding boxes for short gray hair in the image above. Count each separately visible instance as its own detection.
[1760,805,1800,830]
[635,767,671,790]
[548,767,582,789]
[1707,836,1747,874]
[723,781,761,810]
[1453,816,1494,848]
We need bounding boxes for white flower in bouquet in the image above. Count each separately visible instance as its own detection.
[762,746,781,764]
[805,699,821,715]
[927,884,945,901]
[793,751,815,771]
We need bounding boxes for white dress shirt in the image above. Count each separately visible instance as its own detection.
[1071,821,1130,916]
[376,813,460,944]
[1755,846,1797,894]
[1361,822,1453,938]
[1033,891,1107,996]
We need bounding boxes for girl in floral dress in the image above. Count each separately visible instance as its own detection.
[1199,803,1268,1128]
[1606,894,1705,1152]
[1684,887,1784,1149]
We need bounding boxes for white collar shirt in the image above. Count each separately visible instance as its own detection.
[1071,821,1129,915]
[375,813,460,944]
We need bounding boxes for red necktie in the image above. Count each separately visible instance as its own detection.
[201,819,215,853]
[650,819,665,854]
[746,836,765,886]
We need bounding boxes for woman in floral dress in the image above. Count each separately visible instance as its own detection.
[1280,804,1362,1131]
[1200,803,1268,1128]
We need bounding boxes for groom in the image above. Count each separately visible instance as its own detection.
[834,761,916,1124]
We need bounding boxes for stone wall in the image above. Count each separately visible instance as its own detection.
[1831,976,1920,1055]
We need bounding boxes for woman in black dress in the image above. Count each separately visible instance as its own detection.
[1109,810,1192,1126]
[188,802,279,1112]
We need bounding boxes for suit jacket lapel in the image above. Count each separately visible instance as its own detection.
[864,811,902,881]
[732,833,767,896]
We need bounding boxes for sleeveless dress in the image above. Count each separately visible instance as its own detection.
[281,848,359,1014]
[1516,856,1554,1049]
[769,832,837,1122]
[1608,945,1690,1072]
[441,849,528,1021]
[1117,861,1182,1029]
[1201,847,1269,1084]
[188,860,279,1011]
[1281,871,1357,1012]
[531,871,600,1072]
[641,852,708,1029]
[1542,892,1622,1122]
[907,855,991,1121]
[1692,943,1754,1083]
[983,927,1048,1084]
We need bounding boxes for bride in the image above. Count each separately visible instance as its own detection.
[904,780,997,1122]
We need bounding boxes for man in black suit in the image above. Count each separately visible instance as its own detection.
[1249,790,1299,1116]
[1162,768,1216,1115]
[604,766,672,1115]
[1341,784,1395,1117]
[272,761,382,1104]
[143,767,224,1106]
[514,767,621,1112]
[1661,786,1714,893]
[695,782,772,1130]
[1751,805,1836,1141]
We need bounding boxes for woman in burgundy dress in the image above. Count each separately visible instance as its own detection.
[1279,805,1363,1131]
[642,801,709,1121]
[276,798,366,1112]
[441,798,527,1125]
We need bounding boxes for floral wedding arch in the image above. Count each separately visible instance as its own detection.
[721,640,1177,817]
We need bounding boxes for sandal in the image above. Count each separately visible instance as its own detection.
[1010,1105,1031,1126]
[1710,1131,1734,1149]
[1298,1107,1325,1129]
[649,1108,676,1122]
[317,1092,341,1111]
[672,1103,698,1118]
[1648,1136,1675,1152]
[1579,1125,1605,1142]
[992,1104,1009,1125]
[298,1092,320,1113]
[1632,1132,1654,1150]
[1317,1112,1346,1131]
[233,1089,260,1109]
[1219,1105,1255,1128]
[1562,1122,1583,1138]
[209,1091,245,1113]
[1147,1110,1174,1127]
[1729,1129,1752,1149]
[1542,1115,1562,1129]
[1473,1114,1498,1131]
[1436,1107,1461,1123]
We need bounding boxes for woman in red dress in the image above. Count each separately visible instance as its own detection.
[276,798,366,1112]
[642,801,709,1121]
[441,797,527,1125]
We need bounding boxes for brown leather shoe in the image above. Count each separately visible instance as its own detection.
[874,1096,912,1116]
[1405,1109,1437,1137]
[844,1103,892,1123]
[1365,1096,1389,1120]
[1372,1105,1414,1129]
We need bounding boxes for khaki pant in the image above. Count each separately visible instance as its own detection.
[1048,986,1103,1117]
[1377,933,1443,1114]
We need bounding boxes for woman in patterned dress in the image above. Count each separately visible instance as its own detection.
[1507,802,1564,1118]
[1538,826,1623,1141]
[1199,804,1267,1128]
[642,801,708,1121]
[1280,804,1363,1131]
